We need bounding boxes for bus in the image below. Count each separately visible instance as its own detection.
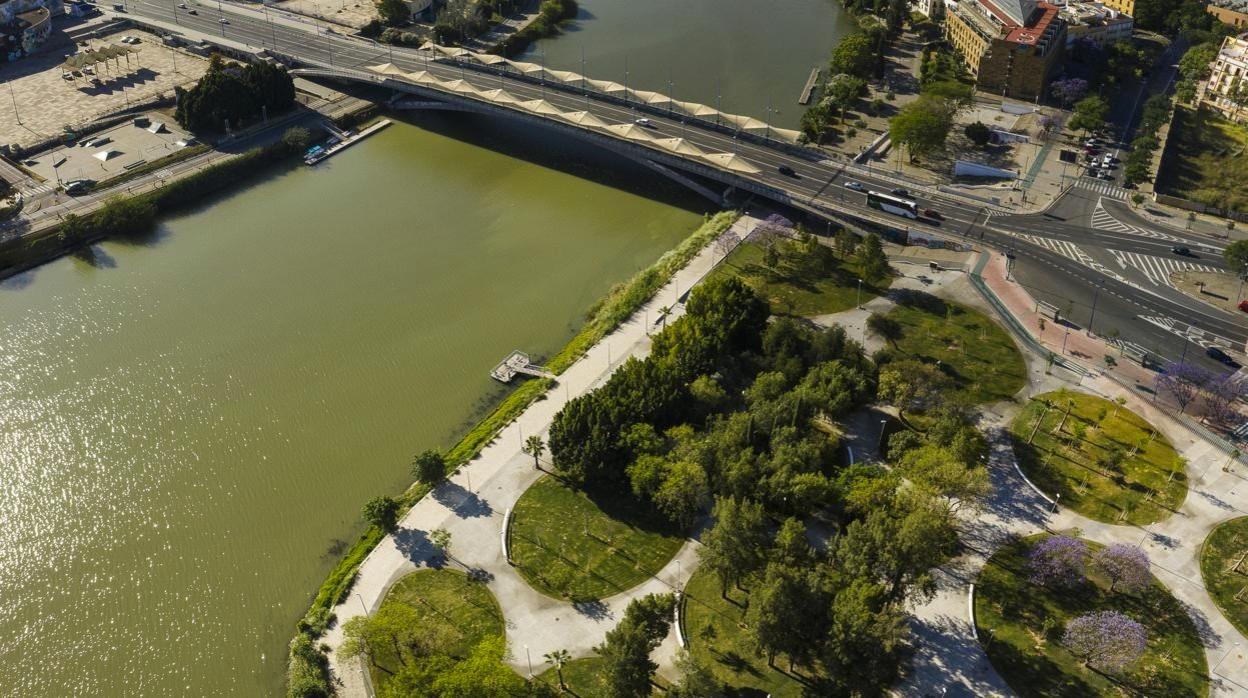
[866,191,918,219]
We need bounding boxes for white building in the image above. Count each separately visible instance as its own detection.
[1201,32,1248,122]
[1058,0,1133,48]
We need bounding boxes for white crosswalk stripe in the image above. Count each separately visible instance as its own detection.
[1076,179,1132,200]
[155,168,174,180]
[1088,199,1183,241]
[1007,232,1095,266]
[18,182,55,197]
[1109,249,1217,287]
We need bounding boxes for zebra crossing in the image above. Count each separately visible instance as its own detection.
[1076,179,1133,201]
[1108,249,1217,287]
[1005,232,1096,267]
[1089,199,1183,241]
[18,181,55,197]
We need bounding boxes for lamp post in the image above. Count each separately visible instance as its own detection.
[7,79,20,125]
[856,278,863,309]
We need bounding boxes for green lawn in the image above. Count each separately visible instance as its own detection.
[681,564,820,697]
[367,569,505,692]
[510,476,684,602]
[1009,390,1187,525]
[534,656,673,696]
[1200,517,1248,639]
[714,239,891,317]
[1157,106,1248,214]
[884,296,1026,405]
[975,534,1208,698]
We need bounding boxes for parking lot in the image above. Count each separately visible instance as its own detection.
[21,112,196,187]
[0,26,206,153]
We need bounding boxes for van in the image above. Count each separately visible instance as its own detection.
[113,3,124,10]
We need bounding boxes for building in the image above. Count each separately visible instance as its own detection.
[1098,0,1133,17]
[1,0,62,60]
[1200,32,1248,122]
[945,0,1067,100]
[1208,0,1248,29]
[1059,1,1133,48]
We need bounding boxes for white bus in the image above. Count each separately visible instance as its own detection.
[866,191,918,219]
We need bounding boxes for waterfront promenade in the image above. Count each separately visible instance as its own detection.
[323,213,760,696]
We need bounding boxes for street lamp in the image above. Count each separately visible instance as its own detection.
[856,278,863,309]
[1051,492,1061,514]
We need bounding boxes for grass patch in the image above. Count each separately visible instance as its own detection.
[884,296,1026,405]
[1009,390,1186,525]
[714,239,892,317]
[367,569,505,691]
[510,476,684,602]
[536,657,608,696]
[975,534,1209,698]
[1200,516,1248,639]
[546,211,738,374]
[682,563,817,697]
[1157,106,1248,214]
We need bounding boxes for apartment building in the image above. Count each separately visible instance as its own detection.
[1201,33,1248,122]
[945,0,1067,100]
[1060,1,1134,48]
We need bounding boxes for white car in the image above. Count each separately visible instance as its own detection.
[218,17,228,23]
[177,2,187,6]
[843,181,865,191]
[634,118,653,128]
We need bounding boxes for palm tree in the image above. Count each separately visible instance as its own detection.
[658,305,672,329]
[522,435,545,470]
[544,649,571,691]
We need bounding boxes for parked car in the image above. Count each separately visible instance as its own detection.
[1084,138,1101,147]
[1207,346,1241,368]
[112,3,124,10]
[1239,300,1248,314]
[777,165,797,177]
[1171,246,1192,256]
[844,181,865,191]
[922,208,943,220]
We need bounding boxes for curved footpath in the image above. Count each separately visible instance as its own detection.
[897,257,1248,697]
[322,214,760,696]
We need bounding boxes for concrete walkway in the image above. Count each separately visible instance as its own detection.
[323,214,760,696]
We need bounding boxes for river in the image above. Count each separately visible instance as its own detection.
[519,0,857,128]
[0,114,704,695]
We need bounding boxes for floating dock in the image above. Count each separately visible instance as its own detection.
[490,350,555,383]
[305,119,392,166]
[798,67,821,105]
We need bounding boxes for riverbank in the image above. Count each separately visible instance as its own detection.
[286,209,739,696]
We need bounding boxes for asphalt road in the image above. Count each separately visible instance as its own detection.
[110,0,1248,370]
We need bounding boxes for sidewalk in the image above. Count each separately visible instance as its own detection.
[322,214,761,697]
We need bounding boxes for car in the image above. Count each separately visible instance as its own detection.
[177,1,186,6]
[1103,155,1119,164]
[890,187,911,197]
[634,118,652,127]
[922,208,943,220]
[844,181,865,191]
[64,180,90,195]
[112,3,124,10]
[218,17,228,23]
[187,8,196,13]
[82,66,94,75]
[1239,300,1248,314]
[1171,246,1192,256]
[1084,138,1101,146]
[62,71,73,80]
[777,165,797,177]
[1098,169,1112,179]
[1207,346,1241,368]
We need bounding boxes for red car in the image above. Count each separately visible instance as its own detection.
[1238,300,1248,313]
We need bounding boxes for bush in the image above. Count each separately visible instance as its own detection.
[286,632,331,698]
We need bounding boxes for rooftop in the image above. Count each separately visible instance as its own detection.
[1210,0,1248,12]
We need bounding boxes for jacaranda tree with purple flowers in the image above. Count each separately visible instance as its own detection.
[1092,544,1151,593]
[1063,610,1147,672]
[1155,361,1213,414]
[1028,535,1088,588]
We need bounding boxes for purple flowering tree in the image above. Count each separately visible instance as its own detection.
[1156,362,1214,414]
[1050,78,1089,107]
[1092,544,1151,593]
[1028,535,1088,588]
[1202,373,1247,426]
[1063,611,1147,672]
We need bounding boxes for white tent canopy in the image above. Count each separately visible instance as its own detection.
[517,99,563,115]
[604,123,655,142]
[651,137,706,157]
[559,110,611,129]
[672,100,719,117]
[585,78,627,93]
[702,152,762,174]
[367,63,408,76]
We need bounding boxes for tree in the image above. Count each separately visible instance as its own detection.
[897,444,990,514]
[1092,544,1150,593]
[430,527,452,561]
[653,460,710,529]
[697,496,770,597]
[799,101,833,144]
[1068,95,1109,135]
[411,449,446,485]
[543,649,571,690]
[1063,611,1147,672]
[747,563,824,669]
[1155,361,1213,413]
[828,33,876,80]
[666,651,726,698]
[1050,77,1089,107]
[282,126,312,152]
[522,435,545,470]
[339,602,450,669]
[821,577,907,694]
[857,232,889,284]
[964,121,992,147]
[834,228,858,259]
[834,501,958,603]
[877,359,950,413]
[890,96,954,161]
[1028,535,1088,588]
[175,55,294,131]
[866,313,903,346]
[824,73,867,122]
[377,0,410,25]
[595,595,674,698]
[1224,239,1248,273]
[429,636,533,697]
[1178,40,1220,82]
[362,495,401,532]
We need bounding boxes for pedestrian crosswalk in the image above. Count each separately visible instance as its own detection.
[18,181,55,197]
[1007,232,1096,267]
[1076,179,1133,201]
[1109,249,1217,287]
[1089,199,1183,241]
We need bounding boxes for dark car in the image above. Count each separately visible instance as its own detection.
[922,208,943,220]
[890,187,911,197]
[1171,246,1192,256]
[1207,346,1241,368]
[1239,300,1248,314]
[778,165,797,178]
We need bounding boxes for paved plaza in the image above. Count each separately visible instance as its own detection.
[0,27,207,152]
[21,113,194,186]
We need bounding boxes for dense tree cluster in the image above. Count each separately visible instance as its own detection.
[175,56,295,132]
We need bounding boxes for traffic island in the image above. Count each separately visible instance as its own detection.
[1009,390,1187,525]
[975,533,1209,698]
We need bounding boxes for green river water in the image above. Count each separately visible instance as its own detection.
[0,2,853,693]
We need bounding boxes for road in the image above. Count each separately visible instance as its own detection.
[72,0,1248,370]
